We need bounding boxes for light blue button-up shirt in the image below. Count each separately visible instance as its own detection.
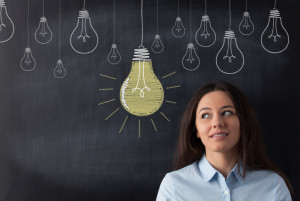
[156,156,292,201]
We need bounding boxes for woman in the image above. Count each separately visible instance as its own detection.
[156,82,293,201]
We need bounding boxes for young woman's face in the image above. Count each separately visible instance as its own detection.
[195,91,240,156]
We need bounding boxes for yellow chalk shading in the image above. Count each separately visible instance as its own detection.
[139,120,141,138]
[98,99,116,105]
[119,116,129,134]
[162,71,176,79]
[98,88,114,91]
[99,74,116,80]
[105,108,120,121]
[160,112,170,122]
[151,118,157,132]
[166,100,176,104]
[166,85,181,90]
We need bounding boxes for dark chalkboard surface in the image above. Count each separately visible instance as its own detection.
[0,0,299,200]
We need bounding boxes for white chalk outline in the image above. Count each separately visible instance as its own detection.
[0,0,14,43]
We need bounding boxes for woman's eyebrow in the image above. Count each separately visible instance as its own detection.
[199,107,211,112]
[221,105,235,109]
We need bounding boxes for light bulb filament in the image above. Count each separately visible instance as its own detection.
[268,17,281,42]
[223,38,236,63]
[242,17,251,29]
[24,53,32,65]
[201,21,210,39]
[187,48,195,64]
[110,48,118,59]
[39,22,47,37]
[131,61,151,98]
[77,17,90,42]
[154,39,161,48]
[175,21,182,32]
[0,7,6,31]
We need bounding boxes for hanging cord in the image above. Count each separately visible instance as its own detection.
[113,0,115,43]
[42,0,45,16]
[228,0,231,30]
[189,0,192,42]
[26,0,29,46]
[140,0,144,48]
[177,0,179,16]
[83,0,86,10]
[59,0,61,59]
[204,0,207,15]
[156,0,158,34]
[245,0,248,11]
[273,0,277,9]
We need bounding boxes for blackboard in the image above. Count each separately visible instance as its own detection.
[0,0,299,200]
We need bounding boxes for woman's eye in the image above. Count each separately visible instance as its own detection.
[223,111,233,116]
[201,113,210,119]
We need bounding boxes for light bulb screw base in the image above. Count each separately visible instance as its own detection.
[269,9,280,18]
[25,47,31,52]
[133,47,151,61]
[79,9,89,18]
[244,12,249,17]
[111,44,117,48]
[202,15,210,21]
[155,35,160,39]
[176,17,181,21]
[40,17,47,22]
[57,59,62,64]
[224,30,236,39]
[0,0,5,6]
[187,43,194,49]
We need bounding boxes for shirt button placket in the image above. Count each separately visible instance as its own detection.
[224,189,230,201]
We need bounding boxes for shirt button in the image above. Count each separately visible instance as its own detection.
[224,190,229,195]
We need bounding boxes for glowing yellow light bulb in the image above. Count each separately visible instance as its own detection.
[120,48,164,116]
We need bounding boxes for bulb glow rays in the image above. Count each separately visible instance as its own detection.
[172,17,185,38]
[216,30,244,75]
[195,15,216,47]
[120,48,164,116]
[261,9,289,54]
[239,11,254,35]
[0,0,14,43]
[182,43,200,71]
[151,34,164,53]
[35,16,52,44]
[107,44,121,64]
[20,47,36,71]
[70,9,99,54]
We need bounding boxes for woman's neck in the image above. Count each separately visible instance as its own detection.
[205,151,238,179]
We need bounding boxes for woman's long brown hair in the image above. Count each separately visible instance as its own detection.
[173,82,293,195]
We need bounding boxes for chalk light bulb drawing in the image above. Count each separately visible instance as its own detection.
[239,11,254,35]
[20,47,36,71]
[70,8,99,54]
[34,0,52,44]
[172,17,185,38]
[120,48,164,116]
[151,34,164,53]
[182,43,200,71]
[195,15,216,47]
[54,59,66,78]
[108,43,121,64]
[216,30,244,74]
[0,0,14,43]
[261,9,289,54]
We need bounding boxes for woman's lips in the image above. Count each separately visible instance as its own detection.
[210,132,229,138]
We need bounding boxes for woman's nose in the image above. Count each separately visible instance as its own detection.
[212,115,224,128]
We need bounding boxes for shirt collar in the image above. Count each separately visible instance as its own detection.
[198,155,245,184]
